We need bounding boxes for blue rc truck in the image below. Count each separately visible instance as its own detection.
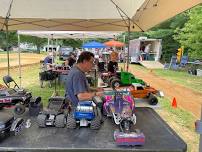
[66,97,102,130]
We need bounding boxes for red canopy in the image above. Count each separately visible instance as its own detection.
[104,40,125,47]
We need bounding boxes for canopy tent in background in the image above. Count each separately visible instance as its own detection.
[82,41,106,49]
[17,31,121,39]
[104,40,125,48]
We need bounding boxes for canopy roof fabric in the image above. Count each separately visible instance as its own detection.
[104,40,125,47]
[82,41,106,48]
[0,0,201,31]
[17,31,121,39]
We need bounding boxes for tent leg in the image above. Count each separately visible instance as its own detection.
[6,24,10,76]
[18,33,22,88]
[127,21,131,72]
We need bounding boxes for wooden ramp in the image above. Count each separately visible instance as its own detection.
[139,61,164,69]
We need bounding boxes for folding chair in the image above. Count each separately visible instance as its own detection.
[164,56,179,70]
[169,56,179,69]
[179,56,188,67]
[3,75,20,89]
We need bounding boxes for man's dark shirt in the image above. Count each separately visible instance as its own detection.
[65,66,89,107]
[67,57,76,67]
[107,61,118,73]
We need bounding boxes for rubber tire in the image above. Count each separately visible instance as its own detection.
[55,114,66,128]
[96,108,103,123]
[108,76,116,85]
[90,116,101,130]
[37,114,47,128]
[66,114,76,129]
[149,95,158,105]
[111,79,121,88]
[14,103,26,115]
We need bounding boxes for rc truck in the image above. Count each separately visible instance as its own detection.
[0,111,24,140]
[66,97,102,130]
[103,91,145,146]
[101,71,146,88]
[37,96,67,128]
[1,75,41,115]
[128,83,164,105]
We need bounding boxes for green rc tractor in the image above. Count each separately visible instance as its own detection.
[108,71,146,88]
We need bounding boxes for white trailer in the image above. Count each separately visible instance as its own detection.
[129,37,162,63]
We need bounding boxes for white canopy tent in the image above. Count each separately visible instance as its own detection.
[0,0,201,32]
[17,31,121,39]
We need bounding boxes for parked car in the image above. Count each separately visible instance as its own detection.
[59,46,73,60]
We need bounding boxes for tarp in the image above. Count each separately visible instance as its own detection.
[82,41,106,48]
[0,0,201,31]
[104,40,125,47]
[17,31,121,39]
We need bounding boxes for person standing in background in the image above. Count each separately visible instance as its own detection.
[144,44,151,60]
[64,52,77,68]
[108,49,118,73]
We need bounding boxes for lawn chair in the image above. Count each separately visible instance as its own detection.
[3,75,20,89]
[179,56,188,67]
[164,55,179,70]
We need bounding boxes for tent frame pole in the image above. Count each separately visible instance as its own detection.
[127,21,131,72]
[2,0,14,76]
[51,34,54,64]
[6,24,10,76]
[18,33,22,87]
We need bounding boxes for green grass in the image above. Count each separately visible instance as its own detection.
[0,51,14,54]
[157,97,199,152]
[0,64,65,106]
[153,69,202,93]
[0,58,15,63]
[158,97,195,130]
[126,63,202,94]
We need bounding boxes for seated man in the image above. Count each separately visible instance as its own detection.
[65,51,103,107]
[107,61,118,73]
[64,52,76,68]
[43,51,54,70]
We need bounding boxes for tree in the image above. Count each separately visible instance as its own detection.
[0,31,18,50]
[174,5,202,59]
[20,35,46,53]
[118,12,189,62]
[62,38,83,49]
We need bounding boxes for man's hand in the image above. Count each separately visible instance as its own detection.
[95,91,104,97]
[96,87,104,92]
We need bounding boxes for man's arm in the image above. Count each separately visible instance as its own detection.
[77,91,104,101]
[77,92,95,101]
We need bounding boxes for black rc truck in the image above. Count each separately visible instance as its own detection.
[37,96,68,128]
[0,75,42,115]
[0,111,24,140]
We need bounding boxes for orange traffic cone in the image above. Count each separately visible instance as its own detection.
[172,97,177,108]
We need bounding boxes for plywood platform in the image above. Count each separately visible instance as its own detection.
[139,61,164,69]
